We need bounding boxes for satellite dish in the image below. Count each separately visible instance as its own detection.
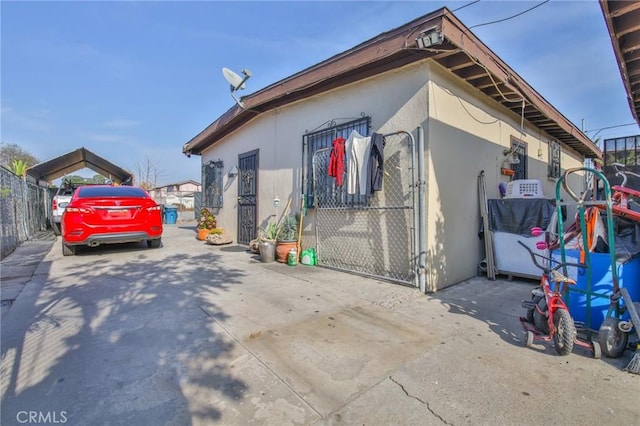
[221,67,252,108]
[222,67,246,90]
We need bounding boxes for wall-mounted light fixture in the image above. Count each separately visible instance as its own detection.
[228,165,239,177]
[415,26,443,49]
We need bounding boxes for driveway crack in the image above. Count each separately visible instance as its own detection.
[389,376,453,425]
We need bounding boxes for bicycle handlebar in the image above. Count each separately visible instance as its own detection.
[517,240,585,275]
[612,162,640,188]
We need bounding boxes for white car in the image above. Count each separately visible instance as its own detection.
[51,186,76,236]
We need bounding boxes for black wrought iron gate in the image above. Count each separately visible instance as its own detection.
[237,150,258,245]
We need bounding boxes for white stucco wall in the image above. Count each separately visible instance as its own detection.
[202,61,432,240]
[425,62,585,290]
[201,58,588,291]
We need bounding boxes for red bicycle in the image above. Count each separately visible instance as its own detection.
[518,239,601,357]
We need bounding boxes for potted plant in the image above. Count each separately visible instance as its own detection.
[257,221,278,262]
[197,208,217,240]
[275,213,299,263]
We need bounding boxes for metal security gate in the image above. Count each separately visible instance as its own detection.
[312,132,417,286]
[237,150,258,245]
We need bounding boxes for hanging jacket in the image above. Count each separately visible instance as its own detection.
[327,137,346,186]
[345,130,372,195]
[367,133,384,195]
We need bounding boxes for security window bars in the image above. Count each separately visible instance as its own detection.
[510,138,528,180]
[548,140,561,179]
[303,116,371,207]
[202,160,224,208]
[604,136,639,166]
[603,135,640,188]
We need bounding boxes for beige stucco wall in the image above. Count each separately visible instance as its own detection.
[425,62,585,290]
[201,58,588,291]
[202,61,432,240]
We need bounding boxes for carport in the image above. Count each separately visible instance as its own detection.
[26,147,133,184]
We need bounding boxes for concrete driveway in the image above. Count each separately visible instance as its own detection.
[1,224,639,425]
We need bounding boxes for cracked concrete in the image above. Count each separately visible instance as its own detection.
[1,224,639,425]
[388,376,452,425]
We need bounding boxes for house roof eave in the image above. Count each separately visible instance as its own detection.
[599,0,640,127]
[183,7,601,160]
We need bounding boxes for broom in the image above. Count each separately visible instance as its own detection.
[296,194,305,261]
[620,288,640,374]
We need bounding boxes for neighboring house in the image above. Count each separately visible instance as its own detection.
[149,180,201,210]
[151,180,201,198]
[183,7,601,292]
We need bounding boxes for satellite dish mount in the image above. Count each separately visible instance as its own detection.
[222,67,252,108]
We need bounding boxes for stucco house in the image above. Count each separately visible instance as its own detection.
[149,180,201,210]
[183,7,601,292]
[151,180,201,197]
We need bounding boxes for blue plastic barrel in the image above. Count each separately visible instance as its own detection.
[164,206,178,224]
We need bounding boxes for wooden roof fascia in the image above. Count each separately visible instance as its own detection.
[601,0,640,126]
[183,7,600,159]
[440,13,601,158]
[242,16,444,109]
[183,8,449,156]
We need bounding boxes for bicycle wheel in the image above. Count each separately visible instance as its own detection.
[553,308,576,356]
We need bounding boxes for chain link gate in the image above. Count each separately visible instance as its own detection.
[312,133,417,286]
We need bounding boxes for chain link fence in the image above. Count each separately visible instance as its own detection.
[1,167,52,259]
[312,134,417,285]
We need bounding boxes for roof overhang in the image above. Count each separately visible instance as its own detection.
[184,7,601,159]
[27,147,134,184]
[600,0,640,126]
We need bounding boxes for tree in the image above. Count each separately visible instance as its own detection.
[132,155,164,190]
[8,159,28,177]
[91,174,107,184]
[0,142,39,169]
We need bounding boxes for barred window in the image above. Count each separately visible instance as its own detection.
[510,137,528,180]
[302,116,371,207]
[548,140,561,179]
[604,136,639,166]
[202,160,224,208]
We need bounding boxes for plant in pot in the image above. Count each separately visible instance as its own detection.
[257,221,278,262]
[197,208,217,240]
[275,213,299,263]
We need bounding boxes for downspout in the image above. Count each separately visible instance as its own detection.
[417,125,427,293]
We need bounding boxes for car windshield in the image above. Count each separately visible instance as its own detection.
[77,186,148,198]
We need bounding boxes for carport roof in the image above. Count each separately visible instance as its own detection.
[183,6,601,159]
[27,147,133,184]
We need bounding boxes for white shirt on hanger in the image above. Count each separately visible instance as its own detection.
[345,130,372,196]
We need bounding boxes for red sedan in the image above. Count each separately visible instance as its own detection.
[61,185,163,256]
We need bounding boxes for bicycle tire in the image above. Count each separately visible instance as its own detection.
[553,308,576,356]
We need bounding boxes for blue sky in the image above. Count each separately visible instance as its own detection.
[2,1,638,186]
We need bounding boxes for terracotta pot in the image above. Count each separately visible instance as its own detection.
[276,241,297,263]
[197,228,210,241]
